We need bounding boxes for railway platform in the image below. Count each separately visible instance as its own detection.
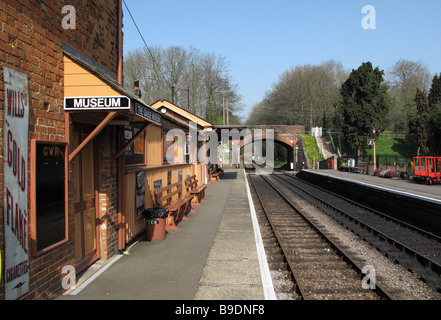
[302,169,441,203]
[59,169,274,300]
[297,169,441,237]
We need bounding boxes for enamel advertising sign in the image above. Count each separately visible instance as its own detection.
[3,67,30,300]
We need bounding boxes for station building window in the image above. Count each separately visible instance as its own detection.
[125,124,146,165]
[30,141,68,254]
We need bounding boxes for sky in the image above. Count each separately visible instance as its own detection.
[122,0,441,120]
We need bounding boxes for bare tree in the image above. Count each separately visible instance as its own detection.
[123,45,242,124]
[386,59,432,132]
[246,60,348,129]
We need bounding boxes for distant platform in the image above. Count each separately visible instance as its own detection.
[300,169,441,204]
[297,169,441,236]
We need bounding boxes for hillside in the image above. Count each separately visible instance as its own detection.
[331,134,419,157]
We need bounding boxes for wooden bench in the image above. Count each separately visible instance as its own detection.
[184,175,207,205]
[154,182,193,230]
[208,168,222,182]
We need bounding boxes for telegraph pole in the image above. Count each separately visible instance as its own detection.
[220,90,227,125]
[226,97,229,125]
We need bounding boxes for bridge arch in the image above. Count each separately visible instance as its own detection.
[214,124,306,171]
[239,134,297,170]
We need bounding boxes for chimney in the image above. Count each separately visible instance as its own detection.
[180,86,189,110]
[134,80,142,98]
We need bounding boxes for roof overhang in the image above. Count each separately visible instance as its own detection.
[63,42,162,127]
[150,99,212,130]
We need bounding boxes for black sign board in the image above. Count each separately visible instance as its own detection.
[134,102,162,125]
[64,96,130,110]
[35,142,67,251]
[154,179,162,190]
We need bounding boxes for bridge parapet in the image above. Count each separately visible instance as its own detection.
[215,124,307,170]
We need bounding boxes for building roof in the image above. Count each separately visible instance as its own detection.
[150,99,213,129]
[62,42,162,126]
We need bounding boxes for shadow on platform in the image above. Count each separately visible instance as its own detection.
[219,171,237,179]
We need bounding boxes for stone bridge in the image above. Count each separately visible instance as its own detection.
[213,125,306,170]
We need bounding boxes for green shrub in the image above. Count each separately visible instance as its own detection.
[301,135,323,167]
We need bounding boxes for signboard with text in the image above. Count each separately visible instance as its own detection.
[3,67,30,300]
[64,96,130,110]
[134,102,162,125]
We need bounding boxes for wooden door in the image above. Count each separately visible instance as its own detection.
[72,131,99,272]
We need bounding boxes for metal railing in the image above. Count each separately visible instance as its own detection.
[338,154,415,168]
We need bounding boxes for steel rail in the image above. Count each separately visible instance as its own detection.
[248,174,307,299]
[249,173,396,300]
[282,172,441,243]
[278,173,441,291]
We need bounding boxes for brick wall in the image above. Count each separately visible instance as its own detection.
[1,0,121,300]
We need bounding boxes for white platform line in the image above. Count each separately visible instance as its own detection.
[243,169,277,300]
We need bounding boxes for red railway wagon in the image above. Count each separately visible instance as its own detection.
[413,156,441,184]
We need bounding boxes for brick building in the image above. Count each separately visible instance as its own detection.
[0,0,154,300]
[0,0,213,300]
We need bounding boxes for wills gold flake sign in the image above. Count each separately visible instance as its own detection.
[3,67,30,300]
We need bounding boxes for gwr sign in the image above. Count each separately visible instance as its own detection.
[3,67,30,300]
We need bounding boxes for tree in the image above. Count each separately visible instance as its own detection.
[123,45,242,124]
[385,59,431,132]
[339,62,391,156]
[408,89,430,155]
[428,74,441,109]
[246,60,348,128]
[428,74,441,154]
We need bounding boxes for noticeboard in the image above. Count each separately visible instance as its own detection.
[136,171,146,220]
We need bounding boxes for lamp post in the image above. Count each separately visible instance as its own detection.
[373,128,376,171]
[372,128,384,171]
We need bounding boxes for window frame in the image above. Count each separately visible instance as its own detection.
[30,140,69,257]
[124,124,147,166]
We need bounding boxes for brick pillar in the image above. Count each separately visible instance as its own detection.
[96,127,119,260]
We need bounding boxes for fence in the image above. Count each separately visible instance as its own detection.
[319,156,336,170]
[338,154,415,170]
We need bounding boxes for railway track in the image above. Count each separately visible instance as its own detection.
[248,173,395,300]
[277,172,441,293]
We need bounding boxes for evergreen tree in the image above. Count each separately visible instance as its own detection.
[428,74,441,154]
[429,107,441,154]
[339,62,390,156]
[428,74,441,109]
[408,89,430,155]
